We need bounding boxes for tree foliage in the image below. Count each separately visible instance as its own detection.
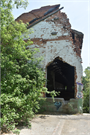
[1,0,48,132]
[82,67,90,113]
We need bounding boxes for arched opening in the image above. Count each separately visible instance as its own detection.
[46,57,75,100]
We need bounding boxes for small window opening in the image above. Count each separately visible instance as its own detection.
[72,33,75,40]
[72,33,75,44]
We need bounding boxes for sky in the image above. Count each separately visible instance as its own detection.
[12,0,90,76]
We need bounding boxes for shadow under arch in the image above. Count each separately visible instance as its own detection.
[46,57,75,100]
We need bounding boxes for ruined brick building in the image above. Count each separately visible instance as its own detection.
[16,4,84,113]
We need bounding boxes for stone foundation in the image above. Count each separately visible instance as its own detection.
[40,98,83,114]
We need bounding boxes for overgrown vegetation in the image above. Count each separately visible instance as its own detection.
[82,66,90,113]
[0,0,55,133]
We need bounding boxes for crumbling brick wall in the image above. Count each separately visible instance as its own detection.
[16,4,84,99]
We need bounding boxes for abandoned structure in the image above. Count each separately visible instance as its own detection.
[16,4,84,113]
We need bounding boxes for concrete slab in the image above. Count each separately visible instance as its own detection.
[2,114,90,135]
[29,115,65,135]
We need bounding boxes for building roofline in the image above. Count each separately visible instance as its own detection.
[27,7,64,29]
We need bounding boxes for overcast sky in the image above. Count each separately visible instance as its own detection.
[12,0,90,75]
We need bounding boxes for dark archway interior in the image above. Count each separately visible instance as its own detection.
[46,58,75,100]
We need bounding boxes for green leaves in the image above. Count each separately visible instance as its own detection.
[1,0,48,132]
[1,0,29,10]
[82,66,90,113]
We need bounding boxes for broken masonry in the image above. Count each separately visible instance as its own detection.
[16,4,84,114]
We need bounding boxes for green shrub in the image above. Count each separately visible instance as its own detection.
[1,0,47,132]
[83,89,89,113]
[82,67,90,113]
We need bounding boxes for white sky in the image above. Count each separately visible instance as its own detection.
[12,0,90,75]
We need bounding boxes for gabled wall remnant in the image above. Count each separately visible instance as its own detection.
[16,4,84,114]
